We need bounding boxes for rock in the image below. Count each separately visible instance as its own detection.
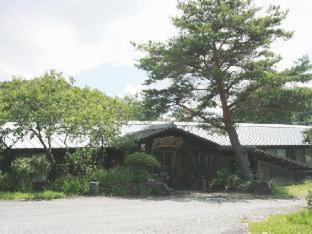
[89,182,99,195]
[147,182,172,195]
[248,181,272,195]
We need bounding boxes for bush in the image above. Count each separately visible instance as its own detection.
[125,152,160,173]
[111,184,128,196]
[65,148,97,176]
[226,174,246,191]
[137,183,152,196]
[307,191,312,210]
[0,171,15,191]
[95,166,153,196]
[210,170,228,191]
[11,154,51,178]
[7,154,51,192]
[210,170,246,192]
[98,167,133,192]
[52,176,88,195]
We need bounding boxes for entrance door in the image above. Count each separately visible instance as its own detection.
[153,150,176,187]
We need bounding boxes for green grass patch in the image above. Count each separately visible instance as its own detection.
[272,181,312,199]
[0,190,67,200]
[249,210,312,234]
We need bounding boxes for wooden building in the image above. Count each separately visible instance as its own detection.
[1,121,312,189]
[124,122,312,189]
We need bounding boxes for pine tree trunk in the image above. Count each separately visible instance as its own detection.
[217,81,253,179]
[226,125,253,179]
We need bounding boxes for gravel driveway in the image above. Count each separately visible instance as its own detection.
[0,192,305,234]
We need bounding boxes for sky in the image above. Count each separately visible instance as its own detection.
[0,0,311,96]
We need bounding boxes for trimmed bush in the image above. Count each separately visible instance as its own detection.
[210,170,228,191]
[124,152,160,173]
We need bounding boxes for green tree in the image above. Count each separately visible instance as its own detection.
[0,71,73,162]
[67,87,131,149]
[234,84,312,125]
[134,0,312,178]
[124,94,160,121]
[0,70,131,163]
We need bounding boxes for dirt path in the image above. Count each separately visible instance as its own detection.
[0,193,305,234]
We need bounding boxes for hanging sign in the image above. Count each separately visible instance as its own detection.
[152,136,184,150]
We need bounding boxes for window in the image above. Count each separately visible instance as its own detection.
[265,148,286,157]
[276,149,286,157]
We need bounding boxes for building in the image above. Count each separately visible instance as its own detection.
[122,122,312,189]
[1,122,312,189]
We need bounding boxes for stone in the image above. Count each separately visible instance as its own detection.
[248,181,272,195]
[89,182,99,195]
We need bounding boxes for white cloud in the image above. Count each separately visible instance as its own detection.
[123,83,144,97]
[0,0,311,82]
[0,0,177,80]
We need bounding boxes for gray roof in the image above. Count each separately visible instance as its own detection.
[1,123,89,149]
[1,121,311,149]
[121,122,312,147]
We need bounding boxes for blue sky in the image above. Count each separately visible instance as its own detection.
[75,64,147,96]
[0,0,311,96]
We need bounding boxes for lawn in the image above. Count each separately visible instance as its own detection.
[249,181,312,234]
[0,190,67,200]
[272,181,312,199]
[249,210,312,234]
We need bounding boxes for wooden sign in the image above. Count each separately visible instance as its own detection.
[152,136,184,150]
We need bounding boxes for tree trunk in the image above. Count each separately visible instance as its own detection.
[226,125,253,179]
[217,81,253,179]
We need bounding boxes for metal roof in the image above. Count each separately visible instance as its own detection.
[2,123,89,149]
[121,121,312,147]
[1,121,311,149]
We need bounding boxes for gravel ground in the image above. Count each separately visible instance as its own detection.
[0,192,305,234]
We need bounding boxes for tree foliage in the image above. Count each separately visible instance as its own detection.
[134,0,312,177]
[0,70,131,162]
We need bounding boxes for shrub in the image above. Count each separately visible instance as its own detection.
[98,167,133,192]
[11,154,51,178]
[111,184,128,196]
[9,154,51,191]
[210,170,247,192]
[226,174,246,191]
[65,148,97,176]
[52,176,88,195]
[125,152,160,173]
[307,191,312,210]
[210,170,229,191]
[0,171,14,191]
[137,183,152,196]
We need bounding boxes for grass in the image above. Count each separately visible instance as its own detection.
[0,190,67,200]
[249,210,312,234]
[272,181,312,199]
[248,181,312,233]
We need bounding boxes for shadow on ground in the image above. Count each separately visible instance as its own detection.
[110,191,299,204]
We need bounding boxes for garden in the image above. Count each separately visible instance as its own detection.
[0,149,166,200]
